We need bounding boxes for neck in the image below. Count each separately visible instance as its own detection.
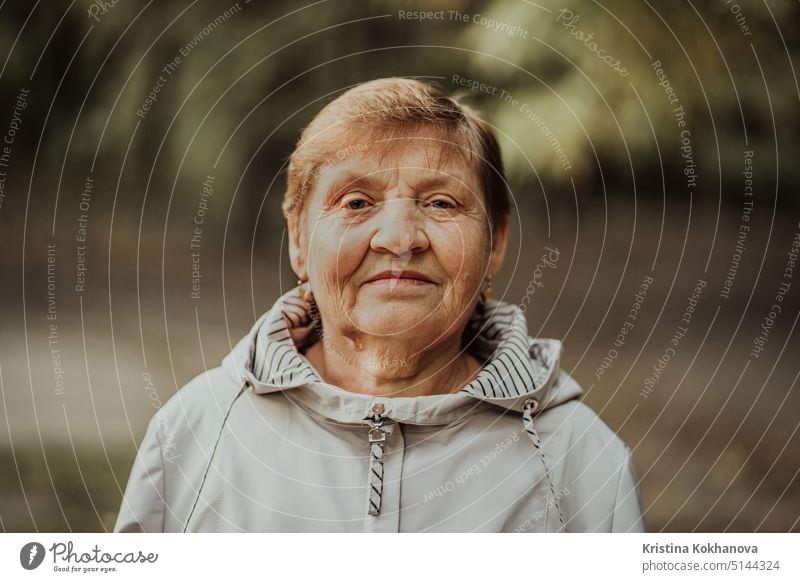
[304,329,481,398]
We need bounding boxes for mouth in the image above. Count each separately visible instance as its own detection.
[364,270,435,285]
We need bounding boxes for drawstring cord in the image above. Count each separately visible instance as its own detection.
[522,398,566,532]
[362,398,565,529]
[364,404,394,517]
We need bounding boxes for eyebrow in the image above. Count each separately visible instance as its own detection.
[327,172,386,194]
[411,175,470,194]
[326,171,470,197]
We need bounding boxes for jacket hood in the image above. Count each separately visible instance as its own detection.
[221,286,582,426]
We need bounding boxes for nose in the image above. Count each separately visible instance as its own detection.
[369,199,429,257]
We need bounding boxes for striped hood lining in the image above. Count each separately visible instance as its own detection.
[246,285,571,411]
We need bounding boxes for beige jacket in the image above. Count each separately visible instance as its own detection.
[115,288,645,532]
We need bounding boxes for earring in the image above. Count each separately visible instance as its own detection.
[481,275,493,303]
[298,279,313,303]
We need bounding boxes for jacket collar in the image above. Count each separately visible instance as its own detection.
[221,286,582,425]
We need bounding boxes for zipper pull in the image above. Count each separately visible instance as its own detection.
[364,402,393,517]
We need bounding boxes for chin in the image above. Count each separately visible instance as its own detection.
[357,304,435,336]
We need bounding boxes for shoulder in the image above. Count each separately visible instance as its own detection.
[538,370,630,467]
[165,365,242,417]
[553,399,629,458]
[116,366,245,532]
[148,365,245,452]
[535,386,633,487]
[535,392,643,531]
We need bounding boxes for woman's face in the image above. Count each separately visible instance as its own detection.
[289,135,508,346]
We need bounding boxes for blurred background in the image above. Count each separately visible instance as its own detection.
[0,0,799,532]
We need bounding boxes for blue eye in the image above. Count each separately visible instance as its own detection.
[345,198,368,210]
[430,199,452,209]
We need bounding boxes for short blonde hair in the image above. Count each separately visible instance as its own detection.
[282,78,509,233]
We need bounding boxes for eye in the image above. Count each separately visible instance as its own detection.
[340,193,370,211]
[429,198,454,210]
[346,199,367,210]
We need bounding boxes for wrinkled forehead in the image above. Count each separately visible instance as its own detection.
[307,124,482,195]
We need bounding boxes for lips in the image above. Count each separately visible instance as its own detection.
[365,270,434,284]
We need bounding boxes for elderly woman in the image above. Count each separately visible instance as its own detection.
[115,78,644,533]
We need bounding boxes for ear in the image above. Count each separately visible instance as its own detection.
[487,213,509,277]
[287,212,308,280]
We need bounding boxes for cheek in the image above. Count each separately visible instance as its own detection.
[429,221,490,283]
[306,219,370,284]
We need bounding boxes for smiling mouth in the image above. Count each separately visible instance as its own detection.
[367,278,432,286]
[364,271,434,285]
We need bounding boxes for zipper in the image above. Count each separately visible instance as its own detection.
[364,402,394,517]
